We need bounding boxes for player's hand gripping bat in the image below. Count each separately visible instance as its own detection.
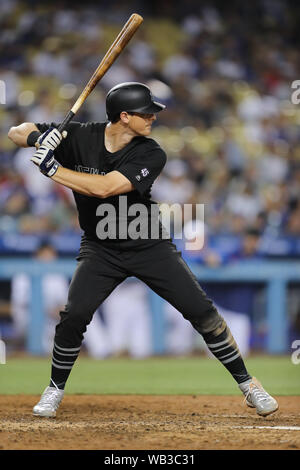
[57,13,143,134]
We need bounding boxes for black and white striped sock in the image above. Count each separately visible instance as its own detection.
[202,325,252,385]
[49,342,81,390]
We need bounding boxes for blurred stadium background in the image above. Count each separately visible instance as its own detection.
[1,0,300,369]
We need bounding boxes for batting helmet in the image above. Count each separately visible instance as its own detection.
[106,82,166,122]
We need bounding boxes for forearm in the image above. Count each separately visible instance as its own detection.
[8,122,39,147]
[31,146,133,196]
[52,166,109,198]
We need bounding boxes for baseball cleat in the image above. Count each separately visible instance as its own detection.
[33,386,64,418]
[239,377,279,417]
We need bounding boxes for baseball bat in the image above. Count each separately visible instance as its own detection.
[57,13,143,133]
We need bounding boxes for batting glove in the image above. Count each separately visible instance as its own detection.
[36,127,67,150]
[31,145,60,177]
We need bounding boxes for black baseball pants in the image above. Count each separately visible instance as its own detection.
[54,240,224,349]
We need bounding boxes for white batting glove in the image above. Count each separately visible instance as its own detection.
[31,145,60,177]
[36,127,67,150]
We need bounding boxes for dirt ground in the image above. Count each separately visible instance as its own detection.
[0,395,299,450]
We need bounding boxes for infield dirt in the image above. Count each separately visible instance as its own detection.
[0,395,299,450]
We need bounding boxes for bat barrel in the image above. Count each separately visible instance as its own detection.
[57,13,144,132]
[71,13,143,114]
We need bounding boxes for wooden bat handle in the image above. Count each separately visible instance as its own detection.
[58,13,143,133]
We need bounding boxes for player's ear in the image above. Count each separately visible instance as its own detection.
[120,111,130,124]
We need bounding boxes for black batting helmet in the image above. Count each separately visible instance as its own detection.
[106,82,166,122]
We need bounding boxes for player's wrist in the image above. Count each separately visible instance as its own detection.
[31,145,60,177]
[45,159,60,178]
[39,152,60,177]
[27,130,41,147]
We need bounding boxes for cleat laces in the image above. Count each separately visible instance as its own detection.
[38,389,61,407]
[249,388,264,402]
[245,383,271,406]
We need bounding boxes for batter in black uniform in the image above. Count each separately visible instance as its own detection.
[8,82,278,417]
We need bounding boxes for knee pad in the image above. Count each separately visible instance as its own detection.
[190,308,226,336]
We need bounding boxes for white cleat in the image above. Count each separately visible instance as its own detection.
[239,377,279,417]
[33,386,64,418]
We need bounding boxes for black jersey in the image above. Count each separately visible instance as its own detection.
[36,121,170,250]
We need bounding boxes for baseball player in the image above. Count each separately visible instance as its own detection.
[8,82,278,418]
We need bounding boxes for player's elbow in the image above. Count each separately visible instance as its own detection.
[8,122,37,147]
[8,126,19,143]
[90,184,111,199]
[89,174,132,199]
[96,189,111,199]
[7,126,26,147]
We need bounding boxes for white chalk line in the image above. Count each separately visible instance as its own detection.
[2,420,300,432]
[231,425,300,431]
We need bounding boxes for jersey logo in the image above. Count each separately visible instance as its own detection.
[75,164,100,175]
[135,168,149,182]
[141,168,149,177]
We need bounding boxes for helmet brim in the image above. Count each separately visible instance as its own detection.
[127,100,166,114]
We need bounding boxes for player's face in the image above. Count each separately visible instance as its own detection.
[126,112,156,136]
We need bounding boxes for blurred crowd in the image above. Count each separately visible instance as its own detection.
[1,0,300,353]
[1,0,300,247]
